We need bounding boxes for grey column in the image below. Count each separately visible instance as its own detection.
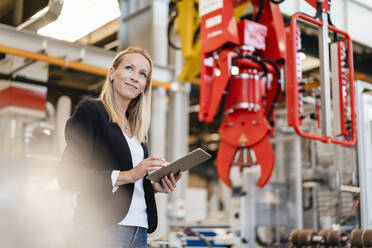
[294,137,304,229]
[118,0,129,50]
[149,87,169,238]
[167,86,190,200]
[119,0,173,238]
[167,37,190,210]
[149,0,170,239]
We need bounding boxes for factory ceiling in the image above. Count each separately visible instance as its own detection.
[0,1,372,108]
[0,1,107,107]
[0,0,48,26]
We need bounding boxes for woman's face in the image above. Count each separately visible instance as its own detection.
[110,53,150,102]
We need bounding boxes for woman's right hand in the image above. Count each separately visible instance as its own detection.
[115,156,167,186]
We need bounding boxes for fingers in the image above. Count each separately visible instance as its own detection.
[161,173,178,193]
[157,172,182,194]
[144,157,168,168]
[169,172,177,186]
[161,177,172,193]
[142,160,168,172]
[175,171,183,181]
[146,156,166,162]
[152,182,163,194]
[146,166,161,173]
[130,159,168,182]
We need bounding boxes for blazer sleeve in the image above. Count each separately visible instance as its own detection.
[57,100,113,194]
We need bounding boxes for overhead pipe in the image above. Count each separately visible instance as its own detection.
[17,0,64,31]
[0,43,184,91]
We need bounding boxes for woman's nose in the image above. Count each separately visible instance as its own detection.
[130,71,139,82]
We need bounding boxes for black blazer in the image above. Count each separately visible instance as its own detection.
[57,99,157,233]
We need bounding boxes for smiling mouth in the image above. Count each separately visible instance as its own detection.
[125,82,138,90]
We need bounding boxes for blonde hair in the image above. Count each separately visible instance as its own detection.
[99,47,153,143]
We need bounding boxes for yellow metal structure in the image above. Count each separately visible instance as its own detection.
[174,0,249,82]
[173,0,201,82]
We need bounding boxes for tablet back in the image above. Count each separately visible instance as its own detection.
[145,148,212,183]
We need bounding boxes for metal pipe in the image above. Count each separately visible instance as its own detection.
[0,43,107,75]
[318,11,332,137]
[295,137,304,229]
[0,43,183,91]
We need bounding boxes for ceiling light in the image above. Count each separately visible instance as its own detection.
[37,0,121,42]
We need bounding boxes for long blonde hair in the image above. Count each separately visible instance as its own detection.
[99,47,153,143]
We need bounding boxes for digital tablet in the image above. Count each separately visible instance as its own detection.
[145,148,212,183]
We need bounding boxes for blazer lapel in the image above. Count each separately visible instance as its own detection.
[96,101,133,171]
[141,143,148,158]
[110,123,133,171]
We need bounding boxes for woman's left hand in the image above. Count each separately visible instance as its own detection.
[153,171,183,194]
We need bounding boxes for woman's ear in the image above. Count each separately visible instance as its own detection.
[109,67,115,83]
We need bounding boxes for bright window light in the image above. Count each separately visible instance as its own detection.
[37,0,121,42]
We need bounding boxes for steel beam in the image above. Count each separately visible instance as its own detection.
[0,23,113,69]
[149,87,169,238]
[0,23,174,85]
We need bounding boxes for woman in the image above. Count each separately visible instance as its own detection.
[58,47,182,248]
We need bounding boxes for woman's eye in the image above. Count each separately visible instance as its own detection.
[125,65,132,70]
[140,72,147,78]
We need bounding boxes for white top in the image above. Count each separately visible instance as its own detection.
[111,133,148,229]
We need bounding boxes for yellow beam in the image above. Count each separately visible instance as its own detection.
[355,72,372,84]
[0,44,108,76]
[0,44,188,91]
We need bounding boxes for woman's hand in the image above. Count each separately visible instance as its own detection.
[116,156,167,186]
[153,171,183,194]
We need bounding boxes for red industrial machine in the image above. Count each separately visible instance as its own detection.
[286,8,356,146]
[198,0,356,188]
